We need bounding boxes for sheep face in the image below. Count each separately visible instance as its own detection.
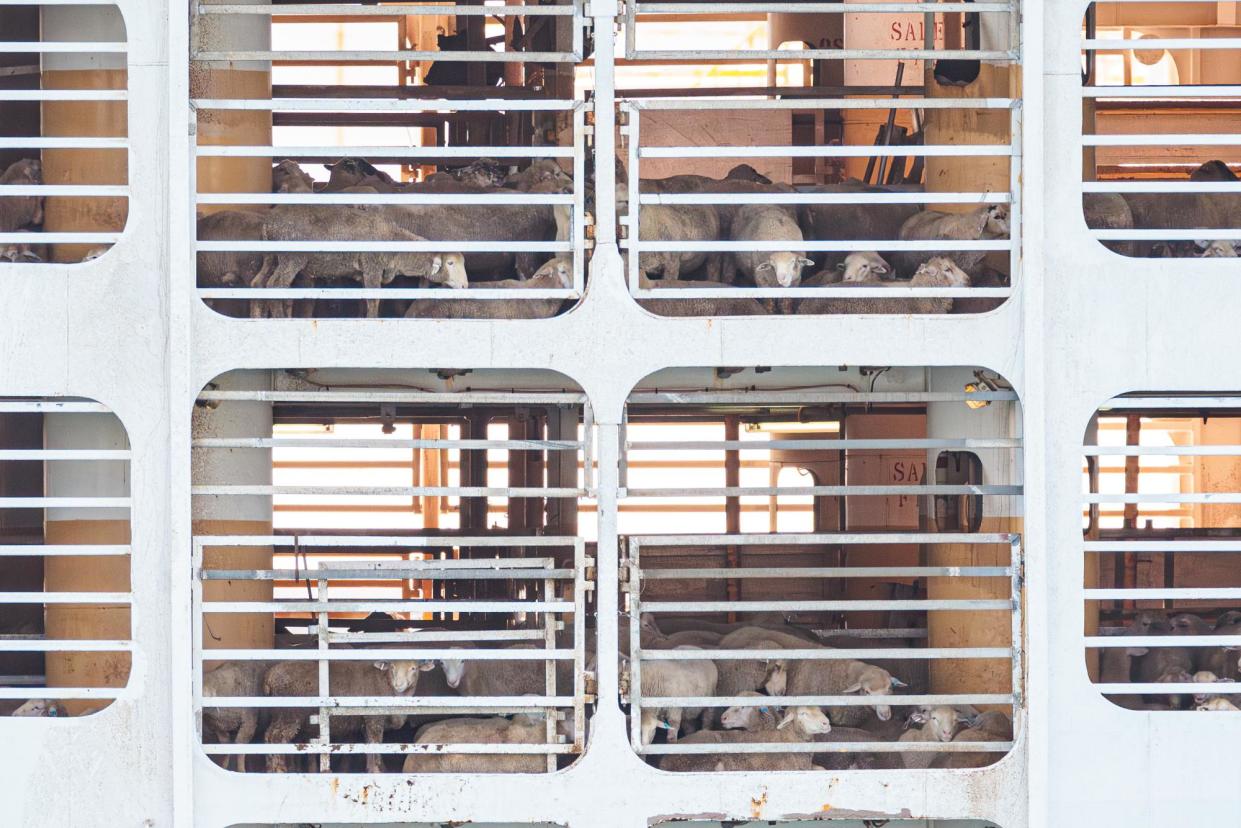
[431,253,469,289]
[1196,240,1239,258]
[763,660,788,696]
[272,160,315,194]
[1197,698,1241,712]
[720,698,770,730]
[984,205,1010,236]
[1133,610,1171,635]
[1215,610,1241,629]
[12,699,61,717]
[838,252,891,283]
[2,158,41,184]
[843,664,904,722]
[374,658,436,693]
[440,658,467,689]
[909,706,962,742]
[1170,613,1208,635]
[777,705,832,735]
[916,256,971,288]
[532,256,573,289]
[1191,671,1227,704]
[325,157,391,191]
[754,253,814,288]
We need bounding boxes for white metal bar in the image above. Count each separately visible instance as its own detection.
[197,389,585,404]
[193,437,580,450]
[642,566,1012,579]
[199,3,576,13]
[0,233,121,244]
[0,89,126,101]
[193,50,578,62]
[644,647,1011,660]
[1085,588,1241,600]
[629,48,1013,60]
[628,533,1015,546]
[194,534,577,548]
[0,401,109,413]
[201,695,574,708]
[624,484,1021,497]
[1096,683,1232,694]
[1100,396,1241,409]
[202,599,572,613]
[628,389,1019,404]
[204,567,574,580]
[0,687,125,700]
[327,629,551,643]
[637,1,1009,10]
[1084,493,1241,504]
[1085,540,1241,552]
[0,497,130,509]
[192,484,582,497]
[639,191,1011,206]
[0,137,126,149]
[1083,182,1241,194]
[631,285,1012,299]
[206,742,576,755]
[639,145,1011,159]
[0,592,130,604]
[0,640,131,652]
[195,240,571,252]
[1082,134,1241,147]
[199,288,578,300]
[1083,38,1241,50]
[0,545,130,556]
[1086,636,1241,648]
[196,192,574,206]
[0,449,130,460]
[632,97,1017,110]
[650,693,1014,707]
[193,97,577,112]
[0,185,129,196]
[0,42,126,53]
[1084,445,1241,456]
[642,740,1014,755]
[1082,85,1241,98]
[195,145,572,159]
[631,239,1010,253]
[1092,229,1241,242]
[629,438,1021,450]
[641,599,1013,611]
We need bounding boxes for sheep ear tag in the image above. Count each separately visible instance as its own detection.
[656,720,673,731]
[431,256,443,274]
[373,660,391,672]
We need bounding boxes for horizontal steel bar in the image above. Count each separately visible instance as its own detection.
[196,145,572,159]
[194,50,577,63]
[205,742,574,756]
[629,438,1020,451]
[0,137,126,149]
[641,740,1013,755]
[0,640,130,652]
[0,449,129,460]
[1083,134,1241,147]
[204,568,574,580]
[199,287,578,300]
[638,192,1010,206]
[199,3,576,14]
[328,629,551,643]
[820,628,929,639]
[1082,85,1241,98]
[0,233,121,244]
[0,89,126,101]
[624,484,1021,497]
[0,401,109,413]
[1085,493,1241,504]
[628,390,1018,404]
[1097,683,1231,694]
[1085,636,1241,648]
[0,497,129,509]
[636,1,1010,10]
[640,599,1012,612]
[1092,229,1241,242]
[1084,540,1241,552]
[1083,38,1241,50]
[201,695,573,709]
[202,599,572,613]
[1084,445,1241,456]
[0,185,128,197]
[629,98,1017,111]
[629,285,1012,299]
[194,437,580,450]
[0,545,129,556]
[629,48,1013,60]
[642,647,1011,660]
[645,693,1013,708]
[1083,181,1241,194]
[199,389,585,404]
[631,238,1010,253]
[1100,397,1241,409]
[639,145,1011,159]
[0,41,126,53]
[195,535,577,548]
[197,192,574,206]
[193,97,578,112]
[1085,588,1241,600]
[0,592,130,604]
[642,566,1012,579]
[630,533,1017,546]
[202,648,574,661]
[0,687,124,700]
[196,240,570,253]
[192,485,583,497]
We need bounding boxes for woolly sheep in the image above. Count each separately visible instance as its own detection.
[272,159,317,194]
[11,699,64,717]
[196,210,267,317]
[798,256,971,316]
[635,272,769,317]
[323,158,399,193]
[657,705,832,772]
[926,711,1014,769]
[1197,697,1241,711]
[636,647,719,745]
[202,661,266,772]
[899,705,967,769]
[637,204,721,281]
[767,657,905,725]
[0,159,43,234]
[892,204,1009,277]
[405,255,572,320]
[402,715,549,773]
[722,204,813,288]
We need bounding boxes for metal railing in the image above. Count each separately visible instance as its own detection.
[1080,1,1241,257]
[0,399,132,709]
[0,1,129,262]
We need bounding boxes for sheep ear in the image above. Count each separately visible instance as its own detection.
[835,261,846,271]
[222,272,241,286]
[1126,647,1149,657]
[890,676,908,688]
[419,661,437,671]
[776,711,795,730]
[373,660,391,672]
[842,682,862,694]
[1195,239,1211,250]
[798,257,815,267]
[757,262,774,272]
[431,255,443,274]
[874,263,890,274]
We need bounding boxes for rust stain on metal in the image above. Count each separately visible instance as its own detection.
[750,789,768,818]
[360,784,371,804]
[330,777,339,796]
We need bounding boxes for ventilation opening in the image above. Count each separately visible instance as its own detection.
[1081,3,1241,258]
[189,2,585,319]
[0,3,129,265]
[1084,394,1241,712]
[619,366,1021,771]
[0,398,131,717]
[192,369,594,772]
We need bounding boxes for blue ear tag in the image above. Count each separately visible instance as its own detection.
[657,720,673,731]
[759,707,769,713]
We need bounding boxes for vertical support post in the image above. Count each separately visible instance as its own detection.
[1010,534,1024,733]
[625,105,640,293]
[547,406,580,535]
[572,537,587,750]
[542,559,557,772]
[593,421,621,726]
[1121,414,1140,611]
[572,103,587,292]
[627,538,642,751]
[592,3,618,246]
[316,573,331,772]
[724,416,741,622]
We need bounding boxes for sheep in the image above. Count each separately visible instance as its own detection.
[0,158,43,233]
[717,691,780,731]
[797,256,971,316]
[725,163,771,185]
[657,705,832,772]
[272,159,317,194]
[698,634,795,730]
[446,158,509,190]
[639,175,797,237]
[722,204,814,289]
[1191,160,1238,181]
[635,272,769,317]
[1190,670,1240,707]
[504,159,573,193]
[636,204,721,281]
[384,201,557,281]
[799,181,921,272]
[440,643,574,699]
[196,210,267,317]
[635,647,719,745]
[404,255,571,320]
[1083,193,1136,257]
[654,630,723,649]
[1123,190,1236,257]
[1196,240,1239,258]
[1,244,42,263]
[926,710,1014,769]
[261,656,436,773]
[202,661,266,772]
[1200,612,1241,681]
[11,699,64,717]
[253,205,468,318]
[1197,697,1241,711]
[401,715,549,773]
[899,706,968,769]
[838,251,892,282]
[891,204,1009,278]
[812,725,898,770]
[767,657,905,727]
[323,158,398,193]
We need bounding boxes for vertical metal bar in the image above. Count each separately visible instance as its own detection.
[573,102,586,294]
[1122,415,1140,611]
[1010,535,1024,730]
[582,400,595,493]
[316,574,331,772]
[543,560,557,772]
[627,537,643,752]
[592,11,618,246]
[572,537,586,752]
[724,417,741,622]
[1008,99,1023,282]
[191,540,205,755]
[618,406,629,490]
[626,105,640,295]
[624,0,636,59]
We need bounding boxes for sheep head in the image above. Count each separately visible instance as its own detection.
[1170,613,1209,635]
[532,256,573,289]
[1,158,41,185]
[440,658,467,688]
[1195,240,1239,258]
[754,253,814,288]
[1197,698,1241,712]
[842,662,904,722]
[375,658,437,693]
[776,705,832,736]
[837,251,891,283]
[272,159,315,194]
[720,692,772,730]
[914,256,971,288]
[763,659,789,696]
[983,204,1010,236]
[430,253,469,289]
[1133,610,1171,634]
[12,699,62,717]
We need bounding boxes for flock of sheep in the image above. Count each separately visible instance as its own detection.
[626,613,1014,772]
[1099,608,1241,712]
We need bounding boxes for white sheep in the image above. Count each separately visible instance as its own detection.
[202,661,266,772]
[898,705,967,769]
[838,251,892,282]
[404,255,572,320]
[722,203,814,288]
[657,705,832,772]
[1196,240,1239,258]
[1197,697,1240,712]
[401,715,550,773]
[893,204,1009,277]
[799,255,971,315]
[11,699,64,717]
[636,647,719,745]
[767,657,905,726]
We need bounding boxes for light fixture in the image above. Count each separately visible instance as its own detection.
[964,371,1001,410]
